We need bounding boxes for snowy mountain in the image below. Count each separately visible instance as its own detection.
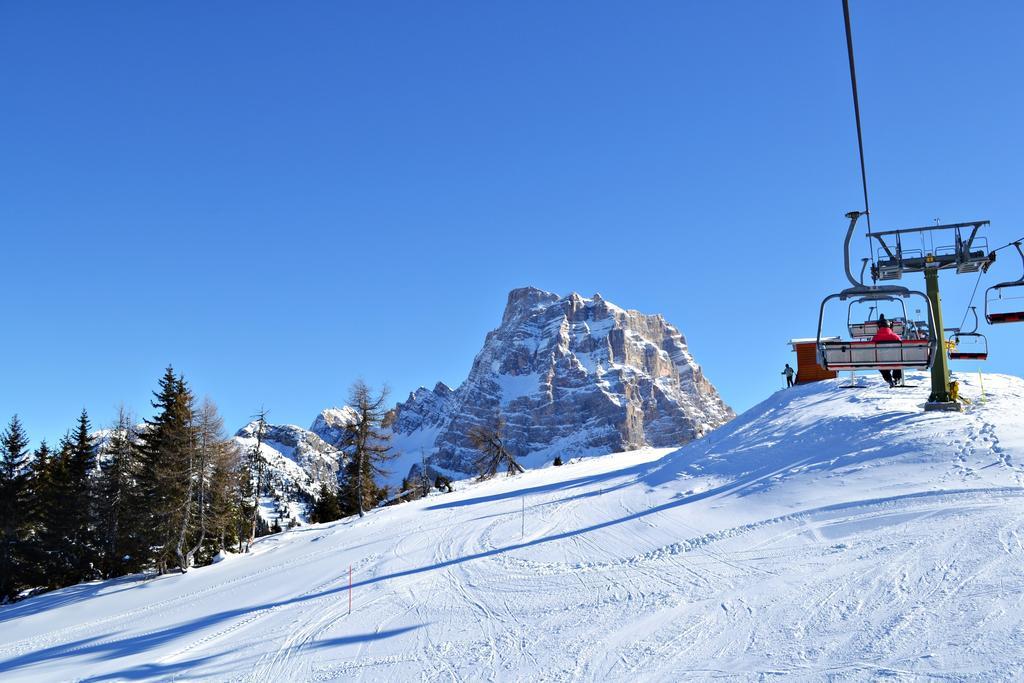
[255,287,732,503]
[393,287,734,479]
[3,372,1021,681]
[233,421,346,524]
[308,407,359,448]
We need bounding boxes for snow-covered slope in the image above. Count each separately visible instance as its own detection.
[3,372,1022,681]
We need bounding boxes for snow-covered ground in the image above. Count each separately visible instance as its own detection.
[2,372,1023,681]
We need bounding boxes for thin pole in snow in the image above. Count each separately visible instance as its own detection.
[979,370,986,403]
[348,565,352,615]
[521,496,525,539]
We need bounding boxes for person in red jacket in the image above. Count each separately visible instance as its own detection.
[872,318,903,387]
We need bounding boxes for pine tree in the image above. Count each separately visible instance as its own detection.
[138,367,196,573]
[0,416,32,601]
[25,440,54,587]
[339,381,396,517]
[309,483,342,523]
[66,410,99,580]
[235,460,256,553]
[553,455,563,467]
[96,408,143,577]
[243,410,268,552]
[36,433,77,587]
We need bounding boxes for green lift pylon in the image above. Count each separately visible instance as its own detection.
[923,267,957,410]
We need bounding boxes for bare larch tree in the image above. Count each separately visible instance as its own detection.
[468,416,524,480]
[340,381,396,517]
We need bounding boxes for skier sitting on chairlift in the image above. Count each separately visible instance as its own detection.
[871,317,903,387]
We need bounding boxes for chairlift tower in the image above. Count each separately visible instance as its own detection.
[864,218,993,408]
[825,2,1004,408]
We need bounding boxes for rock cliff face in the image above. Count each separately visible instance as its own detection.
[234,287,733,517]
[392,287,734,478]
[309,407,359,448]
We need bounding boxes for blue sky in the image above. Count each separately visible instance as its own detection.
[2,2,1023,444]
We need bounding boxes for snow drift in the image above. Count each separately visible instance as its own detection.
[1,372,1022,681]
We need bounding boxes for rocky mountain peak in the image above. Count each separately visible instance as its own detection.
[502,286,562,324]
[309,406,358,447]
[234,287,733,521]
[393,287,734,479]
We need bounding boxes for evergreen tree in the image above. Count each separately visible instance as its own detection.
[309,483,342,523]
[25,440,54,587]
[36,433,76,587]
[66,410,99,580]
[138,367,196,573]
[243,410,268,552]
[96,408,143,577]
[2,372,243,596]
[553,455,563,467]
[235,458,256,553]
[339,381,396,517]
[0,416,32,601]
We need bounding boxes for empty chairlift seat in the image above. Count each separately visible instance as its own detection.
[985,242,1024,325]
[949,349,988,361]
[985,287,1024,324]
[947,308,989,361]
[986,310,1024,324]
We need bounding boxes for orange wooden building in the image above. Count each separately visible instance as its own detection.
[788,338,839,384]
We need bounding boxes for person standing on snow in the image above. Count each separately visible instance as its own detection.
[782,363,796,388]
[871,318,903,387]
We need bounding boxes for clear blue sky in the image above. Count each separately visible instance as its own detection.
[2,2,1023,444]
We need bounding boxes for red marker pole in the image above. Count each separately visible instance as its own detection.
[348,565,352,615]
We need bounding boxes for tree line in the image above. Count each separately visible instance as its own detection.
[0,368,520,603]
[0,371,389,603]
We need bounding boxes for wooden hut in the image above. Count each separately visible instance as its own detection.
[788,338,838,384]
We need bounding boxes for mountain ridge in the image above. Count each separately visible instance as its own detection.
[240,287,733,519]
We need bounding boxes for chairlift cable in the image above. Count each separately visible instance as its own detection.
[841,0,875,271]
[956,269,984,332]
[991,237,1024,253]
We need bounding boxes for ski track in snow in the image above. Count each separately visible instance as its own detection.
[2,373,1024,681]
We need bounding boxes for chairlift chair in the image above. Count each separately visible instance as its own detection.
[948,334,989,361]
[817,285,937,372]
[846,296,908,338]
[985,242,1024,324]
[947,307,989,361]
[816,212,939,373]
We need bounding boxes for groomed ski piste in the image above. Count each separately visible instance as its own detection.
[2,373,1023,682]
